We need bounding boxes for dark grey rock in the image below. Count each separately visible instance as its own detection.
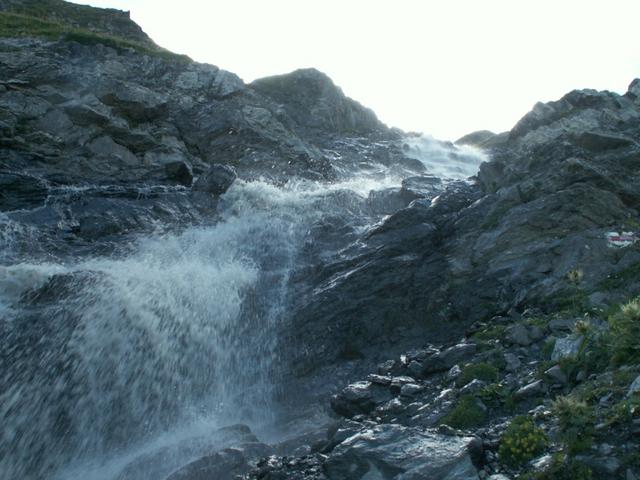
[503,353,521,373]
[323,423,478,480]
[552,335,583,361]
[544,365,567,384]
[330,381,393,418]
[505,324,532,346]
[192,164,236,195]
[0,172,48,211]
[514,380,545,399]
[422,344,478,375]
[628,375,640,397]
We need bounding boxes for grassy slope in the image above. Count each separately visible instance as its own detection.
[0,7,190,62]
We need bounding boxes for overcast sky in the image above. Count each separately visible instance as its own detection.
[73,0,640,141]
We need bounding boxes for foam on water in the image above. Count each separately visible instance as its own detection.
[402,135,488,180]
[0,174,407,479]
[1,158,487,479]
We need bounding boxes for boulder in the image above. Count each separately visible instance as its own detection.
[505,324,532,346]
[330,381,393,418]
[503,353,521,373]
[514,380,545,399]
[192,164,237,195]
[551,335,583,361]
[628,375,640,397]
[163,161,193,186]
[544,365,568,385]
[165,443,271,480]
[422,344,478,375]
[323,423,479,480]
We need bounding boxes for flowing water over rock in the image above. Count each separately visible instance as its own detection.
[0,155,483,479]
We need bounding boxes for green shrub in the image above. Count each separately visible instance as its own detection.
[599,261,640,291]
[541,338,555,359]
[477,382,515,410]
[439,395,486,429]
[498,416,548,467]
[471,324,506,341]
[456,362,499,387]
[609,297,640,365]
[606,397,640,425]
[553,396,595,455]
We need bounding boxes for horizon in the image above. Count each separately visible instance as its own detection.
[73,0,640,140]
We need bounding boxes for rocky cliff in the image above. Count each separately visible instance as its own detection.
[1,2,640,480]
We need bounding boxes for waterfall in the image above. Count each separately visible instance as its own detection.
[0,143,486,479]
[0,173,397,479]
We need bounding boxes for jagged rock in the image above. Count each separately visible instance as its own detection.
[164,443,271,480]
[251,68,386,137]
[628,375,640,397]
[192,164,237,195]
[99,81,168,121]
[505,324,532,346]
[116,424,264,480]
[422,344,478,375]
[330,381,393,418]
[323,424,479,480]
[503,353,521,373]
[0,172,48,211]
[400,383,423,397]
[248,454,327,480]
[367,187,419,215]
[552,335,583,361]
[460,379,487,395]
[574,455,622,476]
[514,380,545,399]
[455,130,497,148]
[367,374,392,386]
[448,364,463,379]
[548,317,576,333]
[544,365,568,385]
[87,135,139,166]
[163,161,193,186]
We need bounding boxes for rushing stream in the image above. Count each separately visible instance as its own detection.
[0,137,486,480]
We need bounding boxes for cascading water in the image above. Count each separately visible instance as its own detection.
[0,142,486,480]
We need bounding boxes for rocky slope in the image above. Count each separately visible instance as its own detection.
[1,1,640,479]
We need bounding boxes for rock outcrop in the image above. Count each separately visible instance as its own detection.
[283,79,640,401]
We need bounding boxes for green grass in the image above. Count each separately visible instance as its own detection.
[439,395,486,429]
[498,416,548,467]
[599,261,640,291]
[553,396,595,455]
[0,12,190,62]
[456,362,499,387]
[609,297,640,365]
[477,382,516,410]
[471,324,506,342]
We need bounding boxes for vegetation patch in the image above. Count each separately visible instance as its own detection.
[552,396,595,455]
[609,297,640,365]
[0,12,190,62]
[599,260,640,291]
[477,382,516,410]
[471,324,506,342]
[498,415,548,467]
[456,362,499,387]
[439,395,486,429]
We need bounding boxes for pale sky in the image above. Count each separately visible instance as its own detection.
[72,0,639,141]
